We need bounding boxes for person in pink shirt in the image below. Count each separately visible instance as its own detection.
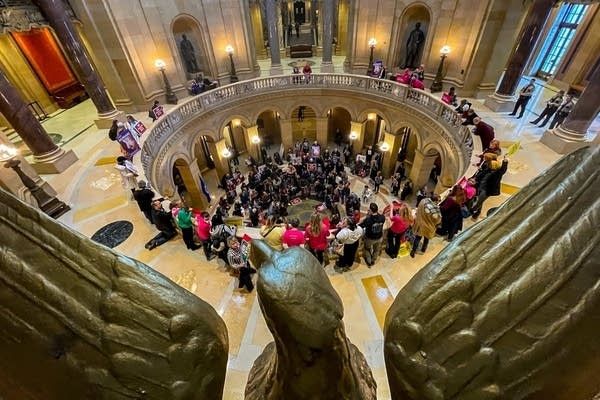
[385,203,410,259]
[282,218,305,248]
[304,212,331,265]
[196,211,213,260]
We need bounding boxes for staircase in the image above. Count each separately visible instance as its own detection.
[292,106,317,141]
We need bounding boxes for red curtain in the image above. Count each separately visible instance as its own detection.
[11,28,77,94]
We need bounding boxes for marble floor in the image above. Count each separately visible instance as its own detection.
[31,59,588,399]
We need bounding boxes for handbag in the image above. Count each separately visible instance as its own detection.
[331,239,344,256]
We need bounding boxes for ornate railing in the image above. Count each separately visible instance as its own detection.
[141,74,471,177]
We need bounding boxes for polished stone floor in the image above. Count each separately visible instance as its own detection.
[33,57,587,399]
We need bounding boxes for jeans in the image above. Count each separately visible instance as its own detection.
[386,230,402,258]
[337,241,359,269]
[309,247,325,265]
[411,235,429,254]
[511,96,531,117]
[363,237,383,265]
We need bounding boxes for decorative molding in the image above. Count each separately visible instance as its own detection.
[0,0,79,34]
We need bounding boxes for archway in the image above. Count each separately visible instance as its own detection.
[395,5,431,69]
[291,105,316,142]
[172,15,210,80]
[363,112,386,149]
[173,158,207,209]
[256,110,283,151]
[328,107,352,146]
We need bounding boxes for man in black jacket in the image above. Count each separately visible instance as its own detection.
[471,157,509,219]
[133,181,155,223]
[145,200,178,250]
[359,202,386,267]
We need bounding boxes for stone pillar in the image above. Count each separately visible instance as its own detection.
[280,119,294,149]
[179,160,208,210]
[320,0,334,72]
[208,139,230,184]
[316,117,328,145]
[0,68,77,174]
[266,0,284,75]
[245,125,261,160]
[350,121,366,155]
[484,0,554,112]
[409,149,438,190]
[381,132,401,178]
[540,62,600,154]
[34,0,122,128]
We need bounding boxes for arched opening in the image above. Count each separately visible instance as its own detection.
[172,15,210,80]
[396,5,431,69]
[193,135,214,172]
[256,110,281,155]
[363,112,386,148]
[173,158,205,209]
[327,107,351,146]
[291,105,316,142]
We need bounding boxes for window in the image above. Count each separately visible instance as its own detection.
[538,3,588,78]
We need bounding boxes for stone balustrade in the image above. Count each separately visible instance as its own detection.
[141,73,470,183]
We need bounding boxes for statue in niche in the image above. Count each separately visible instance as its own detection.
[404,22,425,68]
[245,241,377,400]
[180,34,199,74]
[384,146,600,400]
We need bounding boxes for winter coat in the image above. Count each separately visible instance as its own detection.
[412,198,441,239]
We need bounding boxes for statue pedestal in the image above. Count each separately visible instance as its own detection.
[484,92,515,112]
[320,61,334,73]
[269,64,284,76]
[32,148,78,174]
[540,127,590,154]
[94,109,125,129]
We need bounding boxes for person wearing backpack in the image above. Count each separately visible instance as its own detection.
[359,202,386,267]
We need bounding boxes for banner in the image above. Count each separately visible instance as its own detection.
[117,129,141,159]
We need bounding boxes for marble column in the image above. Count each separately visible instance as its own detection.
[245,125,261,160]
[208,139,230,184]
[0,68,77,174]
[266,0,284,75]
[350,121,366,155]
[381,132,401,178]
[320,0,334,72]
[540,61,600,154]
[409,149,438,190]
[34,0,122,127]
[178,159,209,210]
[315,117,328,145]
[280,119,294,149]
[484,0,555,112]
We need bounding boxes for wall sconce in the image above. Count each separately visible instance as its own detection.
[430,45,451,93]
[367,38,377,75]
[232,118,241,127]
[349,131,358,141]
[154,58,178,104]
[225,45,239,83]
[0,144,70,218]
[367,113,376,121]
[251,135,261,161]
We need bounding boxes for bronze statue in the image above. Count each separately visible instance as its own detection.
[384,145,600,400]
[246,241,377,400]
[0,188,228,399]
[404,22,425,69]
[180,34,199,74]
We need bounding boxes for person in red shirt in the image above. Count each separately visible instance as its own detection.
[385,203,409,259]
[195,211,213,260]
[282,218,305,248]
[304,212,331,265]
